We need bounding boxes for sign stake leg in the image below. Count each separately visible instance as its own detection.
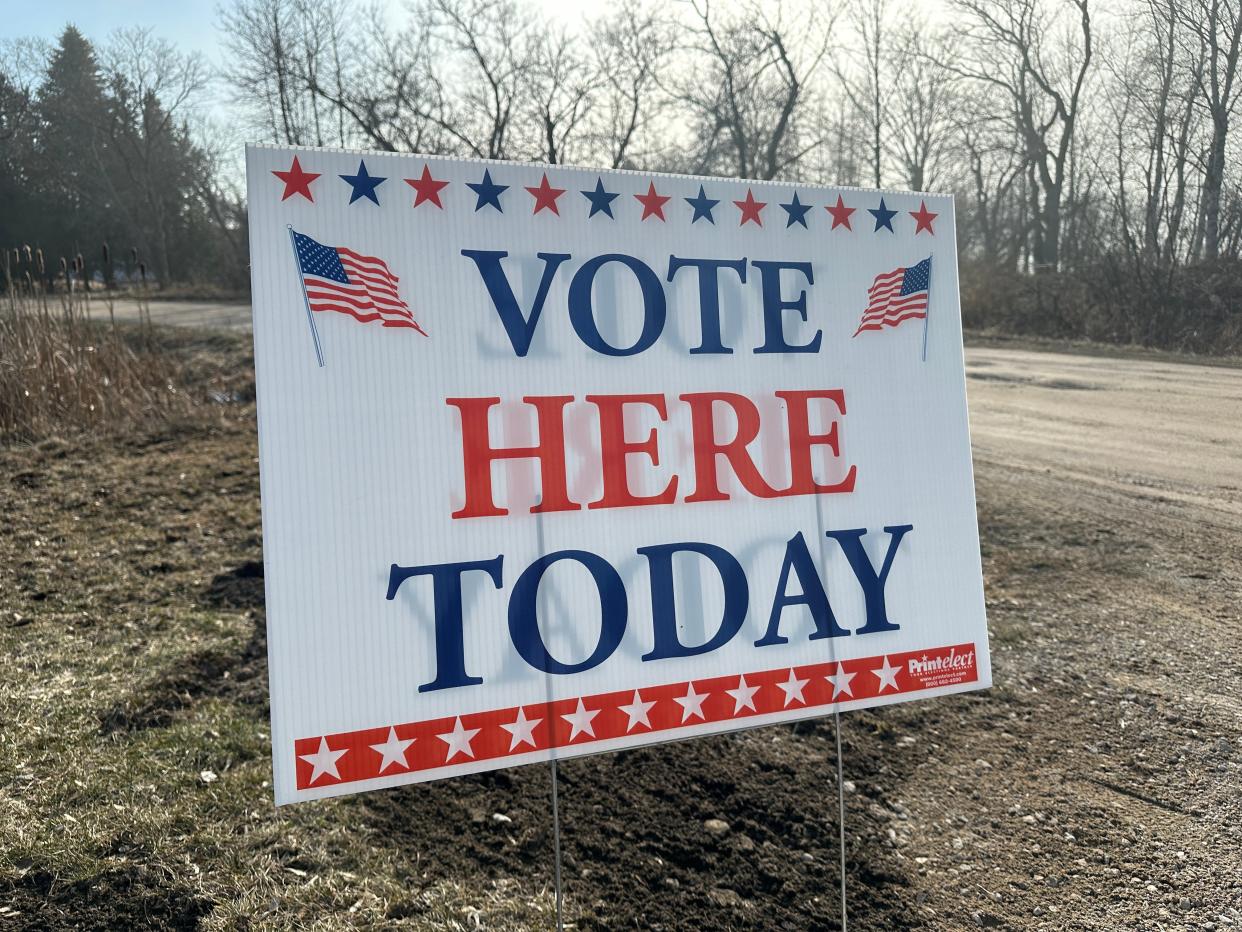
[550,759,565,931]
[814,491,849,931]
[534,500,565,931]
[834,709,848,932]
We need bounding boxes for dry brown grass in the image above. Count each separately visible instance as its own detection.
[0,281,207,444]
[0,366,560,929]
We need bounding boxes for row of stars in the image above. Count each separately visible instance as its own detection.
[272,156,939,234]
[297,657,903,785]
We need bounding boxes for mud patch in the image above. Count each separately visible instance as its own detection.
[356,711,921,930]
[2,861,213,931]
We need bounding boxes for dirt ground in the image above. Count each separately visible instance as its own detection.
[1,335,1240,930]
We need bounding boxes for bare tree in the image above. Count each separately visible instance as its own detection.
[677,0,835,180]
[588,0,675,169]
[524,29,594,164]
[948,0,1094,271]
[428,0,537,160]
[1176,0,1242,259]
[834,0,891,188]
[953,90,1027,266]
[1103,0,1203,273]
[100,28,210,280]
[887,20,958,191]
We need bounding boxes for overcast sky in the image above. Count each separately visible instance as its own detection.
[1,0,619,63]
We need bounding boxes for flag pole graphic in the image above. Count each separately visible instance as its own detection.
[920,256,932,363]
[288,225,325,368]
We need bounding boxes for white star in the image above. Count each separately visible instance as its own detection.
[674,682,709,722]
[299,737,347,784]
[725,675,760,714]
[872,656,901,693]
[618,690,656,732]
[369,727,415,773]
[777,668,810,707]
[826,662,856,700]
[437,716,481,761]
[562,699,599,742]
[500,706,541,751]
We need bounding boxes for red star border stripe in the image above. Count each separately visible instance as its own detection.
[268,157,939,239]
[634,181,671,221]
[910,200,938,235]
[293,642,980,790]
[526,173,566,214]
[826,195,855,230]
[272,156,321,202]
[404,164,449,209]
[735,188,766,226]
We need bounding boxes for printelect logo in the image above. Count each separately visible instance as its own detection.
[908,648,975,676]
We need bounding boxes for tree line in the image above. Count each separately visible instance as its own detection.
[222,0,1242,272]
[3,0,1240,351]
[0,27,246,291]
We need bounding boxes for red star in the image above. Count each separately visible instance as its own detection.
[910,200,938,235]
[272,156,320,202]
[634,181,671,221]
[734,188,766,226]
[825,194,855,230]
[404,164,449,208]
[526,173,566,215]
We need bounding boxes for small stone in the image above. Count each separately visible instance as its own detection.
[843,780,856,793]
[491,813,512,824]
[199,770,218,784]
[708,887,745,908]
[703,818,730,836]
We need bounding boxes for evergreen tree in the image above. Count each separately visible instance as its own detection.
[31,26,112,265]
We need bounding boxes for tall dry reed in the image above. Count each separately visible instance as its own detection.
[1,246,194,443]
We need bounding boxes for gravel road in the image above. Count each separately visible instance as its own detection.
[874,347,1242,928]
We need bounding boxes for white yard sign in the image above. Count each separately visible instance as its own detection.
[246,145,990,804]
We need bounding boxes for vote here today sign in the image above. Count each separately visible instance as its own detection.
[246,145,990,805]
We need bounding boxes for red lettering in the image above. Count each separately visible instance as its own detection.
[680,392,782,503]
[447,396,579,518]
[776,389,857,496]
[586,394,677,509]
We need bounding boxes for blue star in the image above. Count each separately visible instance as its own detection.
[581,177,619,218]
[339,160,386,205]
[869,197,897,233]
[685,185,719,224]
[467,169,508,212]
[780,192,812,229]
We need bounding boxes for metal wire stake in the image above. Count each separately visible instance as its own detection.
[550,759,564,932]
[534,499,565,932]
[834,709,848,932]
[813,491,848,932]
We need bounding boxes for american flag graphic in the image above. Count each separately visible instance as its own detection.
[854,257,931,337]
[292,230,427,335]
